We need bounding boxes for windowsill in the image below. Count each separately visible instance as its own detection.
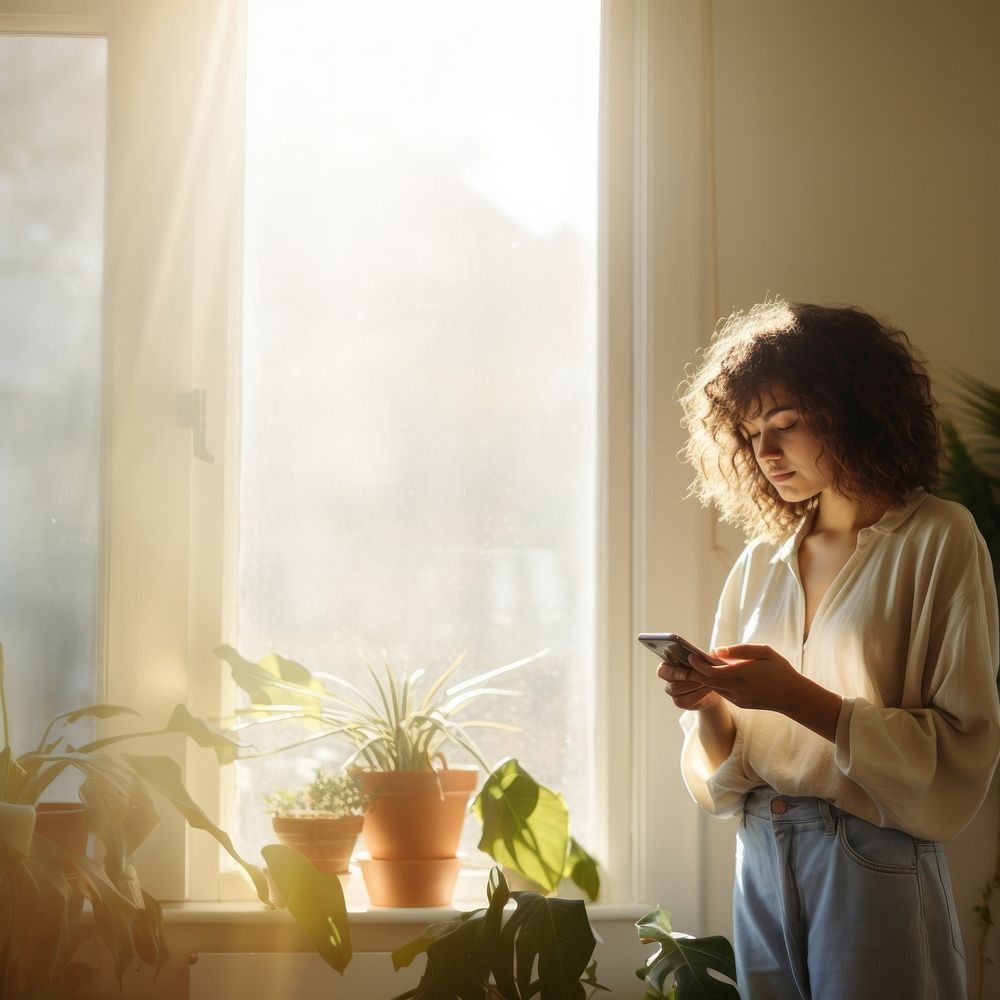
[159,899,651,924]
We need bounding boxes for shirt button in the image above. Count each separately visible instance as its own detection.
[770,799,788,815]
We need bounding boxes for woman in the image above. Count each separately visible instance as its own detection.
[663,300,1000,999]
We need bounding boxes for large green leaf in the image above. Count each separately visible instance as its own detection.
[76,756,159,899]
[121,753,269,902]
[501,891,596,1000]
[474,759,569,894]
[390,869,602,1000]
[563,838,601,902]
[261,843,351,973]
[636,908,739,1000]
[72,853,143,983]
[391,870,510,999]
[215,643,327,715]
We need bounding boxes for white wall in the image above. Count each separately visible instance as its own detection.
[678,1,1000,995]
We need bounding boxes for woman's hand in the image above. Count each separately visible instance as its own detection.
[685,643,802,713]
[687,643,842,742]
[657,657,722,711]
[658,655,737,768]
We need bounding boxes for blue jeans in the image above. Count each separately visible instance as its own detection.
[734,788,966,999]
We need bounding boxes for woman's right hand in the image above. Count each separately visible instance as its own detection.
[657,655,723,711]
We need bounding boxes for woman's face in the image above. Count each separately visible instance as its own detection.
[739,384,833,502]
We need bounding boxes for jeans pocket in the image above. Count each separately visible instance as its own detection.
[927,848,966,959]
[836,813,918,874]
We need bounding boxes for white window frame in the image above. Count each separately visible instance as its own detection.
[3,0,729,927]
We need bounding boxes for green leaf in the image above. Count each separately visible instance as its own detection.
[390,912,479,973]
[0,802,36,857]
[162,704,246,765]
[501,892,596,1000]
[0,746,28,803]
[75,756,160,897]
[70,852,144,983]
[636,907,738,1000]
[394,913,488,1000]
[474,758,569,894]
[563,837,601,902]
[261,843,352,973]
[215,644,327,713]
[131,890,170,971]
[121,753,269,902]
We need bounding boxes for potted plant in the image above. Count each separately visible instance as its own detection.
[0,641,271,997]
[215,643,603,911]
[216,645,543,907]
[265,767,369,875]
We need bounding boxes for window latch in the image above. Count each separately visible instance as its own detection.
[176,389,216,464]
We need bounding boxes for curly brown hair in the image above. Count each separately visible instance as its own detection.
[679,299,941,541]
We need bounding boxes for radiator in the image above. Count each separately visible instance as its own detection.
[189,951,421,1000]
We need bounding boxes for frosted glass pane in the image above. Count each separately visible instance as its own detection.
[0,36,106,777]
[237,1,600,867]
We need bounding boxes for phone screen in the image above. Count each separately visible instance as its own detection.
[636,632,721,665]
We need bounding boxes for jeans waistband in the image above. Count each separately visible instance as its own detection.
[743,787,838,831]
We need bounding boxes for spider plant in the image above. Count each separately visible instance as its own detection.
[214,645,542,772]
[215,645,602,900]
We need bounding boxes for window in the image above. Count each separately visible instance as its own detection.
[0,33,106,795]
[3,0,718,923]
[232,0,602,873]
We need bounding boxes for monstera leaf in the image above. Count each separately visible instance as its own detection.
[391,867,604,1000]
[636,907,739,1000]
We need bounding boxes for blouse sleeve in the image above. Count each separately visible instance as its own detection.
[834,527,1000,841]
[679,546,765,816]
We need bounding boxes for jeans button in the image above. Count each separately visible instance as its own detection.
[770,798,788,815]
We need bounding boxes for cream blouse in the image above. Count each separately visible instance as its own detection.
[680,491,1000,841]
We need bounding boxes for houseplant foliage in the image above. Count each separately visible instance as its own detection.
[265,768,369,875]
[214,644,601,900]
[474,757,600,900]
[214,644,539,772]
[389,866,606,1000]
[934,371,1000,1000]
[264,766,369,818]
[0,642,270,996]
[635,908,739,1000]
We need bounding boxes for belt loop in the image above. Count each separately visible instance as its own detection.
[818,799,837,836]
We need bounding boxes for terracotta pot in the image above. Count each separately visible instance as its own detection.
[359,856,462,908]
[354,768,477,907]
[271,814,364,874]
[33,802,88,855]
[356,768,478,861]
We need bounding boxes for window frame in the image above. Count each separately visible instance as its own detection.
[3,0,727,925]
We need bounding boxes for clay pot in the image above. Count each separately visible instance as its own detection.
[271,814,364,874]
[356,768,477,860]
[359,856,462,907]
[33,802,88,855]
[355,768,477,907]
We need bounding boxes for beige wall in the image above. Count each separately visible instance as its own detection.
[693,1,1000,994]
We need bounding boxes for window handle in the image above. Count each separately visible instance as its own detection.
[176,389,216,463]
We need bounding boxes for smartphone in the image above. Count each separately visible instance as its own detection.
[636,632,724,666]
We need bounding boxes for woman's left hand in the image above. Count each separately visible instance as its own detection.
[687,643,803,714]
[688,643,843,742]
